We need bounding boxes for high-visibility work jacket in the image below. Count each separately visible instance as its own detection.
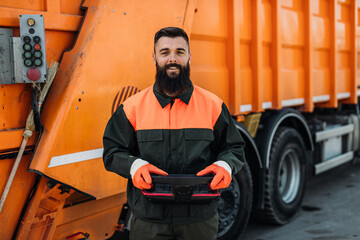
[103,82,245,224]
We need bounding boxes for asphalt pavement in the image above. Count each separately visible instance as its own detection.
[241,162,360,240]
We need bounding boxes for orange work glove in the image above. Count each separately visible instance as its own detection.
[132,163,168,190]
[197,161,232,190]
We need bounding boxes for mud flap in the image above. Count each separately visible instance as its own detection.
[106,202,131,240]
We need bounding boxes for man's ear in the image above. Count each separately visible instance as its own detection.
[189,51,192,64]
[152,52,156,65]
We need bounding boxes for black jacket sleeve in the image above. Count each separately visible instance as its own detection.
[103,105,139,179]
[213,103,245,175]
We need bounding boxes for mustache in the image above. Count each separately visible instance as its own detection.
[164,63,182,70]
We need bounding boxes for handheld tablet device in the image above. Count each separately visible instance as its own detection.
[142,174,220,203]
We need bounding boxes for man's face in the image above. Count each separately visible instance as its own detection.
[153,36,191,78]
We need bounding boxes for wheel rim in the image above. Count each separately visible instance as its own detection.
[217,177,241,237]
[278,148,300,204]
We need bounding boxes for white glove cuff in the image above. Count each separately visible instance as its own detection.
[214,160,232,176]
[130,159,149,178]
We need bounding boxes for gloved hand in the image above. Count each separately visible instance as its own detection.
[197,161,232,190]
[131,161,168,190]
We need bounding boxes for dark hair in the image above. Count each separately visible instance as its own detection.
[154,27,189,50]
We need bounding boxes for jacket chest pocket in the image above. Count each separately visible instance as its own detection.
[184,129,214,172]
[136,130,164,167]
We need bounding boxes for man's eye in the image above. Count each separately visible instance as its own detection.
[177,51,184,55]
[161,52,168,55]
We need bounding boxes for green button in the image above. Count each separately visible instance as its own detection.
[34,59,42,66]
[24,51,32,59]
[24,59,32,67]
[34,51,42,58]
[23,43,31,51]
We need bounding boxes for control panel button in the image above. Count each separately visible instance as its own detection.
[26,68,41,81]
[34,59,42,66]
[34,44,41,50]
[27,18,35,26]
[33,36,40,43]
[34,51,42,58]
[24,59,32,67]
[24,51,32,59]
[23,43,31,51]
[24,36,31,43]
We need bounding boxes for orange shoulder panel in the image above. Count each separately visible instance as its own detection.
[180,85,223,129]
[122,86,156,131]
[123,84,224,131]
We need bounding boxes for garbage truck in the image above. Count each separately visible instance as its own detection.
[1,0,360,239]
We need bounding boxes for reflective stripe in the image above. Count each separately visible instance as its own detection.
[337,92,350,99]
[240,104,252,112]
[48,148,104,168]
[262,102,272,109]
[281,98,304,107]
[313,95,330,102]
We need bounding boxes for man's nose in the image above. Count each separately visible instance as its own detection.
[168,53,177,63]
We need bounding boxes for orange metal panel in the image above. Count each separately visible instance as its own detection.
[344,0,357,104]
[304,0,314,112]
[239,0,254,113]
[0,155,36,240]
[29,0,190,199]
[0,84,32,130]
[191,0,230,107]
[261,0,274,110]
[0,7,82,31]
[311,0,331,104]
[279,0,306,107]
[357,0,360,96]
[272,0,282,109]
[54,193,126,240]
[0,0,45,11]
[0,129,37,151]
[60,0,85,15]
[252,0,263,112]
[227,0,241,114]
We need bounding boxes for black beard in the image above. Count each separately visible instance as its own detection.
[155,62,191,97]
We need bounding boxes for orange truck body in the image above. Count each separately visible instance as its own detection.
[1,0,359,239]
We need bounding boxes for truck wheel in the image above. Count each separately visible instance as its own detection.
[254,127,307,224]
[217,161,253,239]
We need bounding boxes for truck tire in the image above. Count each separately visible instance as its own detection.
[254,127,307,224]
[217,161,253,239]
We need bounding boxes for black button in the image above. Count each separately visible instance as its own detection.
[29,28,35,34]
[24,36,31,43]
[33,36,40,43]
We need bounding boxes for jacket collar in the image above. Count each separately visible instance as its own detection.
[153,81,194,108]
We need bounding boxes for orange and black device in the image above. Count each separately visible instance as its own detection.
[142,174,220,204]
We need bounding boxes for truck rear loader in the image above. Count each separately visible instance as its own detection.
[1,0,360,239]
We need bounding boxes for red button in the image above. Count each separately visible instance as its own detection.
[34,44,41,50]
[27,68,41,81]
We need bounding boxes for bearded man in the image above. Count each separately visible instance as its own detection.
[103,27,245,240]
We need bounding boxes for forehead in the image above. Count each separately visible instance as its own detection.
[155,36,189,52]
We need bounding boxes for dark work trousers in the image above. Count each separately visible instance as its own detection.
[129,213,218,240]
